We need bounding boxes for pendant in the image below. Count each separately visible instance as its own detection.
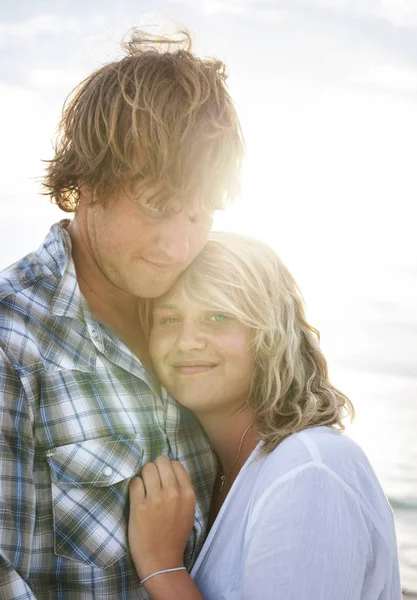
[219,475,226,492]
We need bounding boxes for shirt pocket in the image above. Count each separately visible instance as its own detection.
[46,435,144,569]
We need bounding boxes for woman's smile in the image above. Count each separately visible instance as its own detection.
[172,362,220,375]
[150,291,255,415]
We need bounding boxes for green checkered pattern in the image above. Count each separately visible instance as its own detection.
[0,221,217,599]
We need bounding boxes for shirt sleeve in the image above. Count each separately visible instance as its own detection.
[0,346,38,598]
[242,463,369,600]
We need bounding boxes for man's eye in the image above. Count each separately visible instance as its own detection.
[139,204,166,219]
[189,211,214,225]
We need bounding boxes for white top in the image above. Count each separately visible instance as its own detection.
[191,426,402,599]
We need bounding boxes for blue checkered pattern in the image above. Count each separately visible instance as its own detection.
[0,221,217,599]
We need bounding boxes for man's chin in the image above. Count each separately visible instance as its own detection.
[125,270,182,299]
[135,280,179,299]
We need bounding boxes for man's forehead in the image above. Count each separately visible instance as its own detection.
[131,179,220,214]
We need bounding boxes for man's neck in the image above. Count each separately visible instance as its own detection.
[67,219,137,316]
[67,219,151,368]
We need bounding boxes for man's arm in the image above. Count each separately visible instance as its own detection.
[0,346,37,598]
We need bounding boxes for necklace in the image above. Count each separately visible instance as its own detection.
[219,422,255,492]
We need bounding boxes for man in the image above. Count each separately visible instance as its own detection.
[0,29,244,599]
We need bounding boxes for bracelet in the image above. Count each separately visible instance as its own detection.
[139,566,187,587]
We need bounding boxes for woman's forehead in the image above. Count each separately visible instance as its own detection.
[153,286,183,308]
[153,285,220,312]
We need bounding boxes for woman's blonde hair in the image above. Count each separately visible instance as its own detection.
[43,29,244,213]
[162,231,354,453]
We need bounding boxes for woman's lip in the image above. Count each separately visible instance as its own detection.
[174,365,218,375]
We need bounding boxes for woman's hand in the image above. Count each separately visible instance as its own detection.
[128,456,196,580]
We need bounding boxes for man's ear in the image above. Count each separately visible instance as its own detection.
[78,182,94,205]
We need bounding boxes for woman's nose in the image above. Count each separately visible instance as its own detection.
[176,323,207,352]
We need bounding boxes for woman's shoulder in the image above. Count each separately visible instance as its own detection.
[251,426,395,538]
[257,426,380,493]
[263,425,371,474]
[254,426,364,474]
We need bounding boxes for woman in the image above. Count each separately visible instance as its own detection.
[128,232,401,600]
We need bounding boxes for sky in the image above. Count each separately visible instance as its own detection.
[0,0,416,379]
[1,2,417,588]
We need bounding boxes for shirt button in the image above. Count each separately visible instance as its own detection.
[90,328,98,339]
[102,466,113,477]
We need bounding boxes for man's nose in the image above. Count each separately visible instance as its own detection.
[155,212,190,263]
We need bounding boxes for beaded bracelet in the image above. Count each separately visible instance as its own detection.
[139,566,187,587]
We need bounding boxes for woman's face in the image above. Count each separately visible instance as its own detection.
[150,289,255,416]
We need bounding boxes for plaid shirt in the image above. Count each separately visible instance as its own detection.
[0,221,217,599]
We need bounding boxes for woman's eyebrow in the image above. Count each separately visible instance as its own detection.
[153,303,178,311]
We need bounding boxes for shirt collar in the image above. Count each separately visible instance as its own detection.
[39,220,85,320]
[39,220,157,387]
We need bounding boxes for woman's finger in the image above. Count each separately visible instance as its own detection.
[171,461,194,493]
[129,476,146,506]
[140,462,162,497]
[153,455,179,489]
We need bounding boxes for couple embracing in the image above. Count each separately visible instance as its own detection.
[0,29,401,599]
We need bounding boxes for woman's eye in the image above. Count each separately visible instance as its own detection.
[209,314,228,323]
[161,316,181,325]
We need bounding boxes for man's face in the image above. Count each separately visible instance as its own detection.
[80,185,214,299]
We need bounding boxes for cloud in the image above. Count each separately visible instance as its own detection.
[0,84,56,193]
[169,0,278,17]
[0,15,59,37]
[170,0,417,28]
[299,0,417,28]
[28,68,84,90]
[351,64,417,91]
[201,0,246,15]
[0,14,81,48]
